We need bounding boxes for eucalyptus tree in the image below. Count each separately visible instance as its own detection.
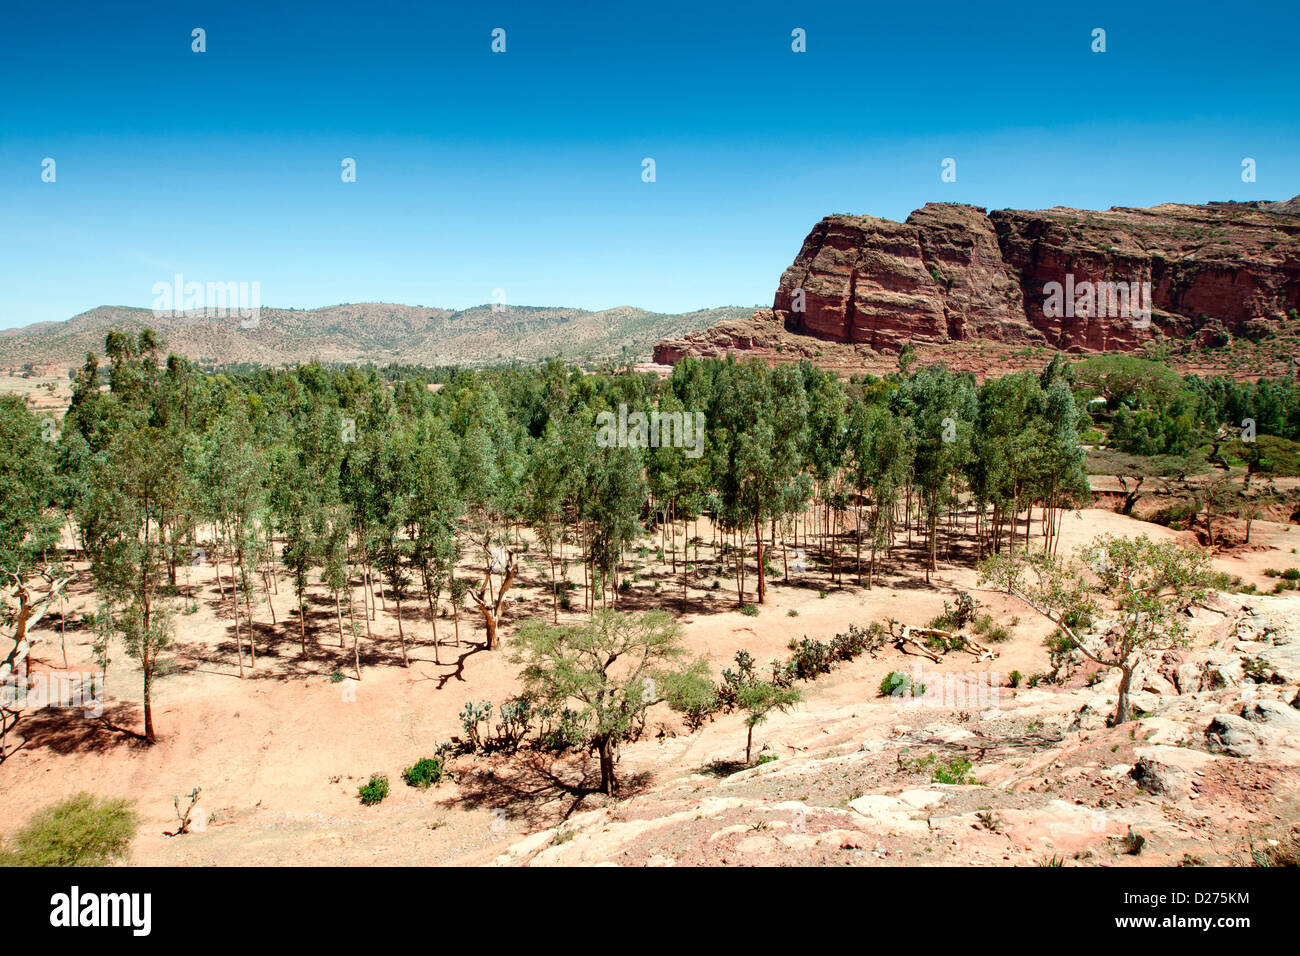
[891,364,975,579]
[375,426,416,666]
[453,383,528,647]
[1036,372,1090,554]
[78,423,183,743]
[0,395,65,685]
[589,439,646,610]
[846,399,911,585]
[710,361,808,604]
[800,363,848,575]
[523,419,574,621]
[194,399,270,673]
[399,415,461,664]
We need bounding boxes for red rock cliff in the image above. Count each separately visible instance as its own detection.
[656,197,1300,363]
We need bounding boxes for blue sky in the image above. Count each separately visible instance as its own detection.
[1,0,1297,328]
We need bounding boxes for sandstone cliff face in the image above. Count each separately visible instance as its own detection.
[655,197,1300,364]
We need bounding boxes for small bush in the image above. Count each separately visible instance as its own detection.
[786,609,798,617]
[787,637,833,680]
[1120,827,1146,855]
[740,604,759,617]
[901,753,975,784]
[930,755,975,785]
[879,671,924,698]
[1242,827,1300,866]
[0,792,139,866]
[359,774,390,805]
[972,614,1010,643]
[403,758,443,789]
[1008,670,1022,688]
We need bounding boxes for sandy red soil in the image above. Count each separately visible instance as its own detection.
[2,502,1298,866]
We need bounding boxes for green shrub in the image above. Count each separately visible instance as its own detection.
[402,758,443,789]
[359,774,390,805]
[903,753,975,784]
[0,792,139,866]
[1008,670,1022,688]
[740,603,759,617]
[787,637,833,680]
[879,671,924,698]
[973,614,1010,643]
[930,755,975,785]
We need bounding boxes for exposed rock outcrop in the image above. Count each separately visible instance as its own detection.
[655,196,1300,366]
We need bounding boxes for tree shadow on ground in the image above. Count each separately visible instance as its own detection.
[1,702,146,760]
[449,749,655,829]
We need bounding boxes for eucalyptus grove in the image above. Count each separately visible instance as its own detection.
[8,328,1291,749]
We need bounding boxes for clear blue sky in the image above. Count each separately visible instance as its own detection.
[1,0,1296,328]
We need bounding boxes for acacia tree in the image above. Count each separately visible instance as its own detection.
[737,681,801,764]
[978,534,1215,724]
[512,609,711,795]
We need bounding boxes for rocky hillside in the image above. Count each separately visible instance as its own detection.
[490,597,1300,867]
[655,197,1300,375]
[0,303,758,372]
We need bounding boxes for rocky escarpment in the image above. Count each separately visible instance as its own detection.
[656,196,1300,363]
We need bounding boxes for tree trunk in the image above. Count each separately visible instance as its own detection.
[336,592,345,648]
[1114,665,1134,725]
[142,650,155,744]
[347,587,361,680]
[597,736,617,795]
[396,596,407,666]
[550,552,558,623]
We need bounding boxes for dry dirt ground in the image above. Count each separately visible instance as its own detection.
[2,505,1298,867]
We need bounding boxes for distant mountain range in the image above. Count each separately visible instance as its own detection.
[0,303,759,371]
